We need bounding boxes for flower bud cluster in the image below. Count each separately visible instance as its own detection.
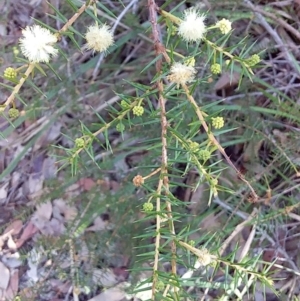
[210,63,221,75]
[4,67,17,80]
[8,108,19,119]
[212,117,224,129]
[133,106,144,116]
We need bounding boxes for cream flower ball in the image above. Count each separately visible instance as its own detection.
[167,62,196,87]
[19,25,58,63]
[85,23,114,53]
[178,8,206,42]
[216,18,232,34]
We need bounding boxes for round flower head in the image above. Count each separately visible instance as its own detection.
[4,67,17,80]
[85,23,114,53]
[178,8,206,42]
[19,25,58,63]
[247,54,260,66]
[216,18,232,35]
[167,62,196,87]
[197,247,214,266]
[212,116,224,129]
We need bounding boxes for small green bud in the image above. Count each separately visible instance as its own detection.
[188,240,195,247]
[4,67,17,80]
[116,123,125,132]
[75,138,85,149]
[13,46,19,56]
[8,108,19,119]
[211,116,224,129]
[185,57,195,67]
[132,105,144,116]
[167,25,177,36]
[143,202,154,212]
[120,100,129,108]
[246,54,260,67]
[198,149,211,161]
[211,178,218,186]
[210,63,221,75]
[188,140,200,152]
[156,281,165,291]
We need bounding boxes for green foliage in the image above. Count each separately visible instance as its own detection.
[1,0,300,300]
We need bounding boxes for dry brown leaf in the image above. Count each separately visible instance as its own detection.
[35,201,52,221]
[28,174,44,195]
[4,220,23,236]
[273,129,289,145]
[0,235,7,251]
[33,121,62,151]
[113,267,129,282]
[0,24,7,36]
[16,221,38,248]
[214,72,240,91]
[2,252,22,269]
[92,268,119,287]
[47,218,66,236]
[32,201,53,232]
[19,287,37,300]
[0,230,14,251]
[49,279,71,294]
[0,262,10,290]
[78,178,96,191]
[4,269,19,301]
[53,199,78,221]
[87,284,126,301]
[199,212,223,232]
[0,182,9,204]
[86,216,107,232]
[64,182,81,199]
[7,235,17,250]
[42,157,57,180]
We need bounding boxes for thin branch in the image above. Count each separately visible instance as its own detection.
[3,1,94,109]
[148,0,176,298]
[182,83,259,202]
[3,63,35,108]
[58,0,95,35]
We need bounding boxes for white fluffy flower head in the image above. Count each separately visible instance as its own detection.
[85,24,114,53]
[216,18,232,35]
[19,25,58,63]
[167,62,196,87]
[178,8,206,42]
[197,248,214,266]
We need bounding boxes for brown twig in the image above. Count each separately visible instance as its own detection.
[3,63,35,108]
[148,0,176,298]
[58,0,95,36]
[3,1,95,109]
[181,83,259,202]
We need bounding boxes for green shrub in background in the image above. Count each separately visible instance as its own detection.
[3,0,300,300]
